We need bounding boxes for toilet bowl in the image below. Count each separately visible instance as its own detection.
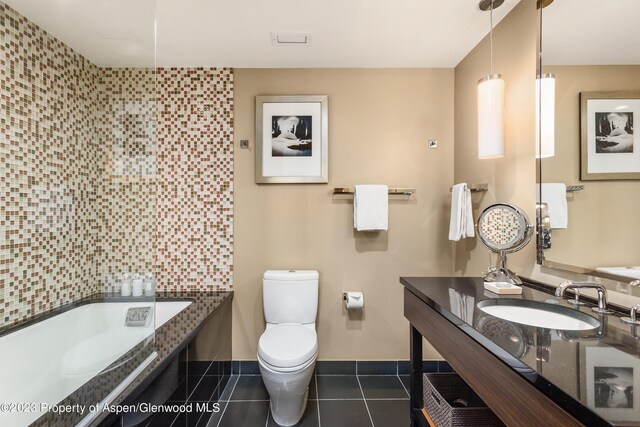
[258,324,317,426]
[258,270,319,426]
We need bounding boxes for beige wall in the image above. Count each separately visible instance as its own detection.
[453,0,538,276]
[233,68,455,360]
[541,65,640,268]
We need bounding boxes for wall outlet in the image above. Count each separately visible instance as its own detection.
[428,139,438,149]
[240,139,250,149]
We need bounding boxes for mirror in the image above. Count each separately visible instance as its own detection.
[478,204,533,284]
[537,0,640,282]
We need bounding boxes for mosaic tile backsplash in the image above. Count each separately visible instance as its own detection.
[0,4,102,324]
[0,4,234,327]
[157,68,234,290]
[97,68,158,282]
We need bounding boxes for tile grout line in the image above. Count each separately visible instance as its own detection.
[265,405,270,427]
[397,374,410,398]
[216,397,409,402]
[356,376,375,427]
[183,348,206,403]
[315,374,322,427]
[215,375,240,427]
[315,374,400,377]
[167,409,181,427]
[186,372,207,402]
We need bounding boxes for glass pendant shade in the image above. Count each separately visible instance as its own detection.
[536,74,555,158]
[477,74,505,159]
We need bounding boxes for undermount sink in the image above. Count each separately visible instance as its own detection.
[477,299,600,331]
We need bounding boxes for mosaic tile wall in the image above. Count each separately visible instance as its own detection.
[0,3,102,325]
[156,68,234,290]
[97,68,158,283]
[0,3,234,327]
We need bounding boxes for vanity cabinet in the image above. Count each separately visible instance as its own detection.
[404,287,582,427]
[401,277,640,427]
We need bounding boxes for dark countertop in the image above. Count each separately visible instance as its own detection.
[23,290,234,427]
[401,277,640,427]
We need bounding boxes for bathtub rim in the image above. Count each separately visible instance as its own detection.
[0,294,195,339]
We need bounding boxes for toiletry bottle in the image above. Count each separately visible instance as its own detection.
[121,273,132,297]
[144,272,156,296]
[132,273,144,297]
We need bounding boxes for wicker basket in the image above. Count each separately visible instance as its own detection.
[423,373,505,427]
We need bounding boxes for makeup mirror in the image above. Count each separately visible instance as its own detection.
[477,204,534,284]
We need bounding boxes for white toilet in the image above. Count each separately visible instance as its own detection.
[258,270,318,426]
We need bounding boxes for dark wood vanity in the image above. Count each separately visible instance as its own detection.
[402,277,640,427]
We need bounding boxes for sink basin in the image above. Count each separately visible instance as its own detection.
[477,299,600,331]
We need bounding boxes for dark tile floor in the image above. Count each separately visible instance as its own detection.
[156,373,410,427]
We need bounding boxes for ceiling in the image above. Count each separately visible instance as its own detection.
[542,0,640,65]
[4,0,521,68]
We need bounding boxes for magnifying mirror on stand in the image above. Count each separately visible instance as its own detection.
[477,204,534,285]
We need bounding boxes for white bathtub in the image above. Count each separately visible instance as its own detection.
[0,300,192,427]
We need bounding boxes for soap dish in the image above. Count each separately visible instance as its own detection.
[484,281,522,295]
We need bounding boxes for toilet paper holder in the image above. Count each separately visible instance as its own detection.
[342,291,364,309]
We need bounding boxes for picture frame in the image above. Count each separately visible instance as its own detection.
[580,91,640,180]
[581,346,639,421]
[255,95,328,184]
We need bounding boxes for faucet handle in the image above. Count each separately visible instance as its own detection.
[566,288,587,306]
[621,305,640,326]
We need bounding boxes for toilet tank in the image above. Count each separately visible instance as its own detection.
[263,270,318,325]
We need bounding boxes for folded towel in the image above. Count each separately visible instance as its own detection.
[540,183,567,229]
[354,185,388,231]
[449,183,475,241]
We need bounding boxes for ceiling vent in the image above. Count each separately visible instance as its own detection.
[271,32,312,46]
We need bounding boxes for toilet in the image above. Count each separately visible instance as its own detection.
[258,270,319,426]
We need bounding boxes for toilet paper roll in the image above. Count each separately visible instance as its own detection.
[344,291,364,310]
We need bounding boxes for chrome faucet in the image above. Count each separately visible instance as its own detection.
[620,305,640,326]
[555,281,613,314]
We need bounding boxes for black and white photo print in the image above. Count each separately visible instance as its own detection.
[594,367,634,409]
[595,112,634,153]
[271,116,312,156]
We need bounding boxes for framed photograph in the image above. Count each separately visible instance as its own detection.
[580,91,640,180]
[255,95,328,184]
[582,346,639,421]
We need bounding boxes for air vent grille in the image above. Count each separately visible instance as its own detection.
[271,33,312,45]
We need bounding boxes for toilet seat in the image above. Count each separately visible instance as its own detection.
[258,324,317,371]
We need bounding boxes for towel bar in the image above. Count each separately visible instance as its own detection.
[448,184,489,193]
[333,187,415,196]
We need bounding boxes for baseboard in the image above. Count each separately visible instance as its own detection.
[231,360,453,375]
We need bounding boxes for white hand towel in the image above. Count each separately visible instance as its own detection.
[354,185,388,231]
[464,186,475,238]
[449,183,475,241]
[540,183,568,229]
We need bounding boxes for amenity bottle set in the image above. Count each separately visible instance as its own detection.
[120,273,156,297]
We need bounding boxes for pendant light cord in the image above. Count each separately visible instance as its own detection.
[490,0,494,75]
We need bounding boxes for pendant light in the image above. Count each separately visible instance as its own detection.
[477,0,505,159]
[535,0,556,158]
[536,73,556,158]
